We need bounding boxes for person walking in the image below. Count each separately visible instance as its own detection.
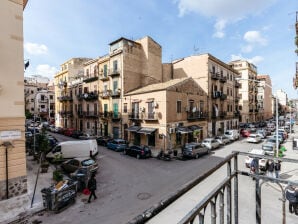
[274,160,281,178]
[266,159,274,178]
[87,173,97,203]
[285,184,298,215]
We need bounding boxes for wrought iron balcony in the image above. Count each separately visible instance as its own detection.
[211,72,220,80]
[77,94,85,101]
[235,96,240,102]
[111,112,122,121]
[99,111,111,119]
[83,75,98,83]
[99,74,109,81]
[84,111,99,118]
[234,111,240,117]
[128,112,142,120]
[143,112,158,121]
[99,90,111,99]
[59,110,73,117]
[187,111,208,121]
[58,95,73,102]
[83,91,99,101]
[108,69,121,77]
[220,93,227,100]
[212,91,222,99]
[219,111,227,118]
[111,90,121,98]
[219,76,227,83]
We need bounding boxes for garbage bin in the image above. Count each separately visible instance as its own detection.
[41,179,77,212]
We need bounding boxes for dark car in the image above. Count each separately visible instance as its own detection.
[106,139,128,152]
[71,130,83,139]
[61,157,98,174]
[124,145,151,159]
[96,136,112,146]
[182,142,210,159]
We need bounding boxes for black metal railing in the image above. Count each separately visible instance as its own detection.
[187,111,208,120]
[143,112,158,121]
[128,113,142,120]
[129,151,298,224]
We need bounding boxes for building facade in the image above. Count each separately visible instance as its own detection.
[229,60,258,123]
[276,89,288,106]
[0,0,28,201]
[256,75,273,121]
[172,54,240,136]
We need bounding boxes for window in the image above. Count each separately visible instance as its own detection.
[103,64,108,77]
[113,60,118,72]
[212,66,215,74]
[94,103,97,114]
[123,103,127,113]
[177,101,182,113]
[239,105,242,110]
[113,81,118,93]
[148,102,154,119]
[199,101,204,112]
[113,103,118,117]
[50,95,53,100]
[86,69,89,77]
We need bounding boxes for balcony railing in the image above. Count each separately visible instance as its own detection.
[108,69,121,77]
[211,72,220,80]
[143,112,158,121]
[58,95,73,102]
[187,111,208,121]
[99,111,111,119]
[99,90,111,99]
[99,74,109,81]
[83,91,99,101]
[212,91,221,99]
[234,111,240,118]
[111,112,122,121]
[111,90,121,98]
[219,76,227,83]
[128,113,142,120]
[130,152,298,224]
[235,96,240,102]
[38,99,48,103]
[83,76,98,83]
[219,111,227,118]
[220,93,227,100]
[235,81,241,88]
[77,94,84,101]
[59,110,73,117]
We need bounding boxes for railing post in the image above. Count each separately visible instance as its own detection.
[199,213,204,224]
[234,155,239,224]
[211,200,216,224]
[227,161,232,224]
[219,191,224,224]
[255,158,261,224]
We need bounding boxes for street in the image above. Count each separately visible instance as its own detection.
[26,133,296,224]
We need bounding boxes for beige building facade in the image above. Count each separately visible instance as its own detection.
[0,0,28,201]
[256,75,273,121]
[229,60,258,123]
[171,54,240,136]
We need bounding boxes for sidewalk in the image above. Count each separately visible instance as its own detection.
[0,155,55,224]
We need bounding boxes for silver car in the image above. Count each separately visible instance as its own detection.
[202,138,220,150]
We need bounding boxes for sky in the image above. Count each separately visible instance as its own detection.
[24,0,298,98]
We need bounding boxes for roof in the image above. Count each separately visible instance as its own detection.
[125,77,191,95]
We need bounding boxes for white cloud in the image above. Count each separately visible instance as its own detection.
[230,54,264,65]
[212,19,226,38]
[243,31,267,46]
[175,0,276,38]
[24,42,48,55]
[241,45,253,53]
[35,64,58,79]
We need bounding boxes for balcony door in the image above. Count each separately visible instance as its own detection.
[113,103,118,118]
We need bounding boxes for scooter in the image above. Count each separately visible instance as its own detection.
[156,150,172,161]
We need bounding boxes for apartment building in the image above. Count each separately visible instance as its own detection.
[24,79,55,122]
[256,75,273,121]
[125,78,208,149]
[54,58,91,128]
[229,60,258,123]
[276,89,288,106]
[0,0,28,201]
[171,54,240,136]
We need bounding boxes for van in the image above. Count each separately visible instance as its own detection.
[46,140,98,159]
[224,129,240,141]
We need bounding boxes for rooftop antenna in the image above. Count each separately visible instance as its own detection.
[193,44,200,55]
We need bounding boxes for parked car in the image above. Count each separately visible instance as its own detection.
[262,142,276,156]
[244,148,267,171]
[124,145,151,159]
[201,138,220,150]
[182,142,210,159]
[106,139,128,152]
[61,157,98,174]
[79,133,97,140]
[266,137,281,148]
[64,128,76,137]
[70,130,83,139]
[240,129,251,138]
[215,135,230,145]
[246,134,262,143]
[96,136,112,146]
[256,129,267,139]
[224,129,240,141]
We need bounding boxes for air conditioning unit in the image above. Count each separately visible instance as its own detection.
[169,128,175,134]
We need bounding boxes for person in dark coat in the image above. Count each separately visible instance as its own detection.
[274,160,281,178]
[87,173,97,203]
[285,184,298,215]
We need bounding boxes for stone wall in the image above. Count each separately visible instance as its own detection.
[0,175,27,200]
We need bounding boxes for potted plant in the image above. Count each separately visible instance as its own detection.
[53,170,63,183]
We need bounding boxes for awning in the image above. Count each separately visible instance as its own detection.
[126,126,141,132]
[137,127,157,135]
[188,125,203,131]
[177,127,193,134]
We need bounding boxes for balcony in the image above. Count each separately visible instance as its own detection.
[108,69,121,77]
[219,76,227,83]
[83,91,99,101]
[83,75,98,83]
[212,91,221,99]
[59,110,73,117]
[128,113,142,120]
[77,94,84,101]
[219,111,227,118]
[58,95,73,102]
[111,90,121,98]
[235,81,241,88]
[83,111,99,118]
[187,111,208,121]
[99,74,109,81]
[143,112,158,121]
[99,90,111,99]
[38,99,48,103]
[235,96,240,102]
[220,93,227,100]
[77,110,84,118]
[111,112,122,121]
[100,111,111,119]
[210,72,220,80]
[234,111,240,118]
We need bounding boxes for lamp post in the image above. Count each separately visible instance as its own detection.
[236,78,279,157]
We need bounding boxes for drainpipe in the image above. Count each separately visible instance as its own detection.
[1,142,13,199]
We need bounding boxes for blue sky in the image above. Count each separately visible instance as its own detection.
[24,0,298,98]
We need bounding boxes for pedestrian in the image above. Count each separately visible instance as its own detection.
[87,173,97,203]
[250,158,258,175]
[266,159,274,178]
[285,184,298,215]
[274,160,281,178]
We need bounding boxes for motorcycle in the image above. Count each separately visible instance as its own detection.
[157,150,172,161]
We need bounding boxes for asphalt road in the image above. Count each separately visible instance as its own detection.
[26,134,270,224]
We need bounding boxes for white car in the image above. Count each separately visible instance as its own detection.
[215,135,230,145]
[201,138,220,150]
[244,148,267,171]
[246,134,262,143]
[224,129,240,141]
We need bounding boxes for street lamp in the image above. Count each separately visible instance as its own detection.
[236,78,279,157]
